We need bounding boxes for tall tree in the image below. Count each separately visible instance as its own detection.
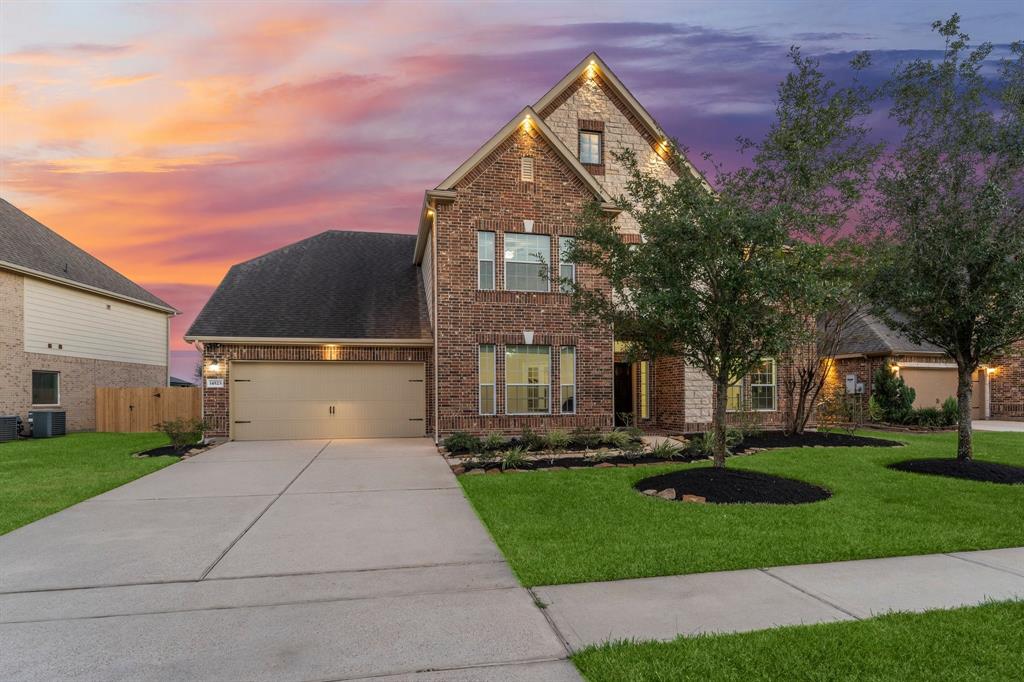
[865,15,1024,460]
[567,49,878,466]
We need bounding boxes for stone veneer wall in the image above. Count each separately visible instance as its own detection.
[200,343,434,438]
[0,269,167,431]
[432,123,614,437]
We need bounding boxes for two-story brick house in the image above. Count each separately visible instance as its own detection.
[188,54,798,440]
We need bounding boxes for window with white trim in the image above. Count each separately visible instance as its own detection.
[726,378,742,412]
[579,130,602,165]
[559,237,575,293]
[32,370,59,405]
[560,347,576,413]
[504,233,550,292]
[750,358,777,411]
[639,361,650,419]
[479,344,496,415]
[478,231,495,290]
[505,345,550,414]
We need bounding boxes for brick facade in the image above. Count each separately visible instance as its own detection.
[1,269,168,432]
[989,340,1024,420]
[432,123,614,437]
[199,342,434,438]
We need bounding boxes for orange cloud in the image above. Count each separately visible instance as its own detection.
[94,73,157,88]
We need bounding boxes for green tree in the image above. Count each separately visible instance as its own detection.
[865,15,1024,460]
[567,50,878,466]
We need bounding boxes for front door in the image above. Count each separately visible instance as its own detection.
[614,363,633,426]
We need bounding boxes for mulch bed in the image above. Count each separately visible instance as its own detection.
[731,431,902,454]
[461,452,705,473]
[888,458,1024,485]
[135,443,208,458]
[635,468,832,505]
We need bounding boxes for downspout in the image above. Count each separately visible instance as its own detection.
[431,212,440,444]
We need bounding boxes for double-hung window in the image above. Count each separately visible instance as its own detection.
[579,130,602,165]
[558,237,575,293]
[479,344,496,415]
[32,370,59,405]
[477,231,495,290]
[750,359,777,411]
[560,347,576,413]
[505,345,550,414]
[504,233,550,292]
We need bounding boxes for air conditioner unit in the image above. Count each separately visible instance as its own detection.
[29,410,66,438]
[0,415,19,442]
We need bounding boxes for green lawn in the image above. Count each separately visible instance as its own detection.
[459,430,1024,586]
[0,432,175,535]
[573,600,1024,681]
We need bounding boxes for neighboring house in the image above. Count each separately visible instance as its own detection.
[186,54,805,441]
[830,312,1023,420]
[0,199,176,431]
[169,376,196,387]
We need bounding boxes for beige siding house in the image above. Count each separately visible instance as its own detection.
[0,199,176,432]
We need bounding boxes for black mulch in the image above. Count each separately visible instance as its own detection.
[635,468,832,505]
[888,458,1024,485]
[135,443,207,457]
[731,431,902,454]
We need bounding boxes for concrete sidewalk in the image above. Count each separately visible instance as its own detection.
[974,420,1024,432]
[533,547,1024,649]
[0,439,579,682]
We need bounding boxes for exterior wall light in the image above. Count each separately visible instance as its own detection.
[207,362,221,373]
[323,344,340,361]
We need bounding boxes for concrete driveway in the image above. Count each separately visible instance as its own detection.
[974,420,1024,432]
[0,439,578,681]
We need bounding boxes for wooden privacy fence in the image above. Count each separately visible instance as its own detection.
[96,387,201,433]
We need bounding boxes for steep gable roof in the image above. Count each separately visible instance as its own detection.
[0,198,175,313]
[836,312,946,357]
[186,231,432,342]
[534,52,707,186]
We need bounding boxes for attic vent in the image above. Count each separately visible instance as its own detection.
[520,156,534,182]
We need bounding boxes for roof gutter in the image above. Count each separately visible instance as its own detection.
[413,189,456,265]
[183,336,434,346]
[1,260,178,314]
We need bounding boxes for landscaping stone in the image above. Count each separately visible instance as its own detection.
[465,469,485,476]
[486,469,501,475]
[451,466,466,475]
[594,462,614,468]
[642,489,658,496]
[682,494,706,503]
[656,489,676,500]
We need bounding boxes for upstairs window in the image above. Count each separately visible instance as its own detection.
[559,237,576,293]
[579,130,602,165]
[504,233,550,292]
[477,231,494,290]
[32,370,59,405]
[506,345,551,414]
[750,359,777,411]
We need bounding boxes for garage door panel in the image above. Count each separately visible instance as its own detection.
[230,362,426,440]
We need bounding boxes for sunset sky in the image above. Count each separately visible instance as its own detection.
[2,0,1021,379]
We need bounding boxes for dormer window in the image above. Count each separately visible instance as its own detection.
[579,130,602,165]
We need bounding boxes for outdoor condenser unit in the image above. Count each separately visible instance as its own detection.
[29,410,66,438]
[0,415,18,442]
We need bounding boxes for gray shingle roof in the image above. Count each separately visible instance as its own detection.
[0,198,174,311]
[837,312,946,356]
[186,230,432,341]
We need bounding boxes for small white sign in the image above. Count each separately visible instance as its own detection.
[206,378,225,388]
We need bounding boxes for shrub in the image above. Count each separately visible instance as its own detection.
[482,433,508,451]
[872,362,916,423]
[941,396,959,426]
[867,395,885,422]
[910,407,944,428]
[519,427,546,452]
[472,449,497,466]
[649,438,683,459]
[621,425,644,441]
[686,432,716,456]
[602,430,633,449]
[584,448,613,463]
[500,446,529,470]
[443,432,482,454]
[571,426,603,449]
[819,394,865,435]
[545,429,571,453]
[156,417,208,450]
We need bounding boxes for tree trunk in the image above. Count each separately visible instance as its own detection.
[956,366,973,461]
[713,376,729,468]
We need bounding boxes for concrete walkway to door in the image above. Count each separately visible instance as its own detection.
[0,439,579,681]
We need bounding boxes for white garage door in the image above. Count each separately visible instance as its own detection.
[230,362,426,440]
